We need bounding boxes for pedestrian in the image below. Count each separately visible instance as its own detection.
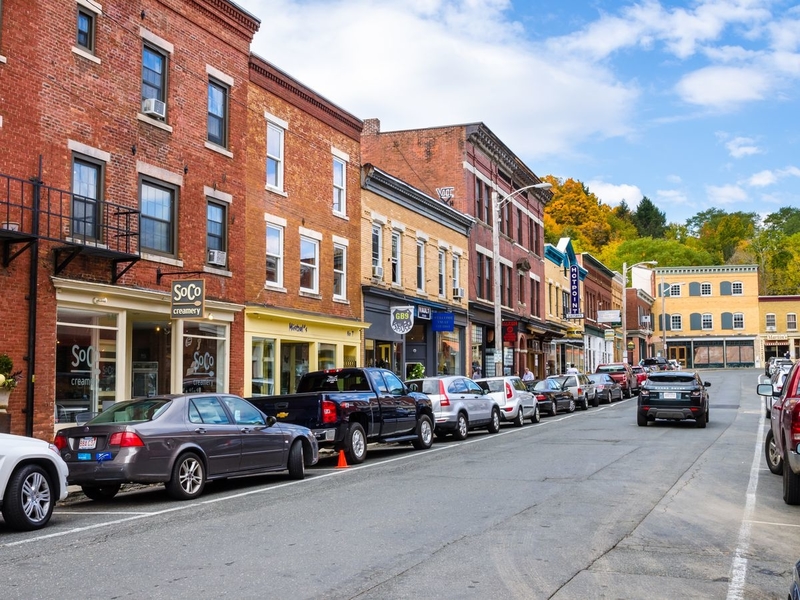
[566,363,579,374]
[522,367,534,381]
[786,351,791,359]
[472,362,482,379]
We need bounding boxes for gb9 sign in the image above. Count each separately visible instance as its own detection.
[390,306,415,335]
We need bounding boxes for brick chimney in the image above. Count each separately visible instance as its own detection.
[362,118,380,136]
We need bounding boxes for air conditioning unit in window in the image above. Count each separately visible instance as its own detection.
[142,97,166,119]
[452,287,465,299]
[207,249,227,266]
[766,326,776,332]
[372,266,384,278]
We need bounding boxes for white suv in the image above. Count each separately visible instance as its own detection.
[474,376,540,426]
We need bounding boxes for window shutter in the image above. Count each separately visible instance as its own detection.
[690,313,702,330]
[721,312,733,329]
[689,282,700,296]
[720,281,732,295]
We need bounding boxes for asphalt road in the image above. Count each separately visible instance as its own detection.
[1,368,796,599]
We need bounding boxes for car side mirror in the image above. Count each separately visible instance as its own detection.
[756,383,773,397]
[266,415,277,426]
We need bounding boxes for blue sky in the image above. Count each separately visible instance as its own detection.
[236,0,800,226]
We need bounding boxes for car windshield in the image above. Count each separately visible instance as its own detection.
[406,379,440,395]
[532,380,554,391]
[648,373,695,384]
[597,365,624,373]
[88,398,171,424]
[476,380,504,393]
[588,374,608,383]
[548,376,568,386]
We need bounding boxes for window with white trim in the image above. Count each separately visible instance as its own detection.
[416,240,425,291]
[77,6,96,53]
[333,157,346,215]
[451,254,460,291]
[701,313,713,330]
[669,284,681,297]
[266,224,283,287]
[72,155,102,240]
[701,282,712,296]
[333,243,346,299]
[766,313,776,329]
[390,231,401,285]
[142,45,167,119]
[671,314,682,330]
[788,313,797,330]
[299,236,319,293]
[733,313,744,329]
[438,249,446,296]
[372,224,382,273]
[140,178,176,255]
[206,200,227,266]
[732,281,743,295]
[207,79,228,148]
[266,121,284,190]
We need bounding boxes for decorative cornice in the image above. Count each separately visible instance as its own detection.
[191,0,261,41]
[655,265,758,275]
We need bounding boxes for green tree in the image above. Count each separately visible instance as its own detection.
[632,197,666,238]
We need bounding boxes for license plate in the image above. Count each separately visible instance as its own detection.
[78,437,97,450]
[662,392,677,399]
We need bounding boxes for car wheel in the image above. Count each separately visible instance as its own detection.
[550,400,558,416]
[531,404,541,424]
[166,452,206,500]
[591,393,599,408]
[581,395,589,411]
[81,484,121,501]
[695,408,707,428]
[412,415,434,449]
[488,408,501,434]
[287,441,305,480]
[783,452,800,505]
[567,398,576,413]
[453,413,469,440]
[344,422,367,464]
[1,464,55,531]
[765,429,784,475]
[637,411,648,427]
[623,385,631,399]
[514,407,525,427]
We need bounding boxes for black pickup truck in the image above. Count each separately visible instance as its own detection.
[247,368,434,464]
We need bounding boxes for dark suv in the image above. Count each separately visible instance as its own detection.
[639,371,711,427]
[595,363,638,398]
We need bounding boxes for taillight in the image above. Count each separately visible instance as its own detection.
[535,394,546,401]
[108,432,145,447]
[53,433,67,451]
[577,387,583,395]
[791,402,800,445]
[505,382,513,400]
[321,400,337,424]
[439,380,450,406]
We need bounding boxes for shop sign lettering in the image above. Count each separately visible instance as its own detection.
[391,306,415,334]
[171,279,205,319]
[288,323,308,333]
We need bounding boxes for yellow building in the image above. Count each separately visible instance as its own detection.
[653,265,760,368]
[758,295,800,363]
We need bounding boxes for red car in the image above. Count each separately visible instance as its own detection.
[595,363,638,398]
[631,365,648,387]
[759,362,800,504]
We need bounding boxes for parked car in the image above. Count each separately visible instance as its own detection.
[524,379,576,415]
[405,375,501,440]
[641,356,669,372]
[546,373,594,410]
[760,365,792,418]
[596,363,638,398]
[771,358,793,376]
[766,356,776,376]
[0,432,69,530]
[54,394,319,501]
[587,373,623,404]
[630,365,649,387]
[474,376,540,426]
[248,367,434,464]
[668,359,681,370]
[791,559,800,600]
[637,371,711,427]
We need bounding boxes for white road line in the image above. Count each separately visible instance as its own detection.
[744,519,800,529]
[726,409,765,600]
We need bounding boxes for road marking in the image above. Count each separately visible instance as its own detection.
[744,519,800,529]
[726,408,765,600]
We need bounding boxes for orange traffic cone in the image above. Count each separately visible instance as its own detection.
[336,450,349,469]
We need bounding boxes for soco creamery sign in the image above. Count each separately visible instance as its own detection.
[171,280,205,319]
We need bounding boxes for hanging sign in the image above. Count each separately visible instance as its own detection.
[390,306,415,334]
[431,312,455,332]
[416,306,432,320]
[567,265,582,318]
[502,320,519,342]
[171,280,205,319]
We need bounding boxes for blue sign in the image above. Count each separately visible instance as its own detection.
[431,312,455,332]
[570,265,581,316]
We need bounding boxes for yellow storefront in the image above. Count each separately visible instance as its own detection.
[245,307,367,396]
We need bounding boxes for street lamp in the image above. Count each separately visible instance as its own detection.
[491,182,552,377]
[621,260,658,364]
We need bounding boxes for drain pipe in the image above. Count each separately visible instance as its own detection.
[25,157,41,436]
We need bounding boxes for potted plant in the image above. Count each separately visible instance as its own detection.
[0,353,21,412]
[408,363,425,380]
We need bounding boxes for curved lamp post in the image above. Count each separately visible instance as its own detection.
[490,182,552,377]
[621,260,658,363]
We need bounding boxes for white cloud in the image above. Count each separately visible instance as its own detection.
[586,180,643,208]
[655,189,689,205]
[747,170,778,186]
[675,66,770,108]
[725,136,762,158]
[706,184,748,204]
[666,174,683,184]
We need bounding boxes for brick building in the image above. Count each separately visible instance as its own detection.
[758,295,800,363]
[0,0,259,437]
[361,119,556,379]
[579,253,616,371]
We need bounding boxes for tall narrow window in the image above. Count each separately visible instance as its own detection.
[372,224,383,276]
[475,178,484,222]
[476,254,485,299]
[517,208,523,244]
[266,224,283,287]
[142,45,167,115]
[207,79,228,147]
[206,201,227,267]
[452,254,460,292]
[77,7,95,53]
[789,314,797,330]
[766,313,776,329]
[72,157,101,240]
[140,179,175,255]
[518,273,524,305]
[416,241,425,291]
[332,157,346,214]
[300,237,319,293]
[390,231,401,285]
[438,249,446,296]
[333,243,346,299]
[485,256,493,301]
[266,122,284,190]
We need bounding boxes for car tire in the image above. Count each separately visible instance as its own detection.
[412,415,434,449]
[287,441,305,479]
[581,395,589,410]
[81,484,121,501]
[623,385,631,399]
[567,398,576,413]
[765,429,784,475]
[550,400,558,416]
[344,422,367,464]
[166,452,205,500]
[637,411,648,426]
[591,393,599,408]
[531,404,541,424]
[783,453,800,505]
[695,408,707,428]
[1,464,55,531]
[488,408,501,434]
[513,407,525,427]
[453,413,469,440]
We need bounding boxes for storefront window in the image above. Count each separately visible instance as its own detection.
[319,343,336,370]
[55,308,118,422]
[252,337,275,396]
[132,321,172,397]
[183,322,226,393]
[471,326,483,377]
[437,327,462,375]
[281,342,309,394]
